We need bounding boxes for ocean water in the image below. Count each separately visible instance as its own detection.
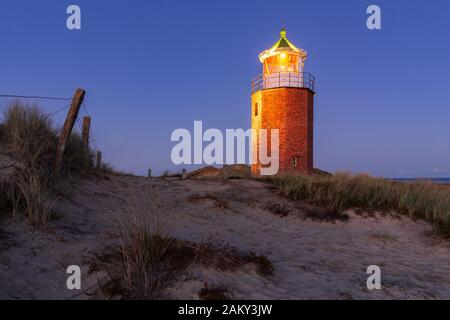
[392,178,450,185]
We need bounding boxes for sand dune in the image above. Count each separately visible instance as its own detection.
[0,174,449,299]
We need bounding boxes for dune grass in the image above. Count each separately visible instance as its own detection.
[198,283,231,300]
[99,192,274,299]
[267,172,450,237]
[0,101,94,226]
[107,194,177,299]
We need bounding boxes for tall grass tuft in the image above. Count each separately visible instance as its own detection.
[108,194,177,299]
[0,101,94,226]
[101,193,275,299]
[268,172,450,237]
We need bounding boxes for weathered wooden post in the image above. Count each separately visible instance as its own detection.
[55,88,86,171]
[96,151,102,170]
[181,169,187,180]
[148,169,152,178]
[82,116,91,148]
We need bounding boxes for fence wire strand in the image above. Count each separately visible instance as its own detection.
[0,94,71,101]
[1,92,100,152]
[48,103,71,117]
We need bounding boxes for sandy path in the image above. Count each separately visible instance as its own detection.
[0,174,449,299]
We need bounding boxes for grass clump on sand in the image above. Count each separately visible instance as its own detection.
[186,193,230,210]
[267,172,450,237]
[101,194,194,299]
[198,283,231,300]
[0,101,94,226]
[97,194,274,299]
[107,196,179,299]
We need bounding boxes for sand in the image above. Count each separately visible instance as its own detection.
[0,174,449,299]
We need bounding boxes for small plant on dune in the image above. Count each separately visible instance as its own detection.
[264,202,290,217]
[99,162,115,174]
[193,243,275,277]
[62,132,94,176]
[303,206,350,222]
[267,172,450,237]
[198,283,231,300]
[186,193,230,210]
[243,253,274,277]
[161,169,170,177]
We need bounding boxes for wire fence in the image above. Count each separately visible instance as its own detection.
[0,94,71,101]
[0,91,99,152]
[0,94,72,124]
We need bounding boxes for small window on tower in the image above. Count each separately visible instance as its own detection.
[255,103,258,117]
[292,157,298,167]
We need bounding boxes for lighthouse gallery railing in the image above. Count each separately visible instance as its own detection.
[251,72,316,94]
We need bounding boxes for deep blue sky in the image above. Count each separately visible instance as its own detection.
[1,0,449,177]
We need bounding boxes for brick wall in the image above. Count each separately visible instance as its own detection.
[251,87,314,175]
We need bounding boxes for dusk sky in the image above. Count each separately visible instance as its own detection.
[1,0,449,177]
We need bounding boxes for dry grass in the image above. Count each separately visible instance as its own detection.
[243,253,274,276]
[264,202,290,217]
[0,101,94,226]
[267,172,450,237]
[186,193,230,210]
[370,232,398,242]
[198,283,231,300]
[105,193,176,299]
[302,206,350,222]
[192,243,274,277]
[98,193,274,299]
[13,169,56,226]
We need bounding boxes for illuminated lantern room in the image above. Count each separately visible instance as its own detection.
[260,28,306,75]
[252,28,315,92]
[251,28,316,176]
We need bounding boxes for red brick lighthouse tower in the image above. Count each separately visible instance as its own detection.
[251,29,315,175]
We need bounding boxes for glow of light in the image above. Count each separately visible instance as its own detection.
[280,53,286,59]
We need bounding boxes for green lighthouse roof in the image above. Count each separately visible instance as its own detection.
[271,28,299,50]
[259,28,307,63]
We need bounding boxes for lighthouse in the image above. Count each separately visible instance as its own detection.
[251,29,315,175]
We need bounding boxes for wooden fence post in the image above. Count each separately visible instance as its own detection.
[148,169,152,178]
[96,151,102,170]
[82,116,91,149]
[181,169,187,180]
[55,88,86,171]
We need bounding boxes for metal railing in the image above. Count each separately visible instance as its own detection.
[251,72,316,93]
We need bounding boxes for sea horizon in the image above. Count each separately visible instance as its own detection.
[390,178,450,184]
